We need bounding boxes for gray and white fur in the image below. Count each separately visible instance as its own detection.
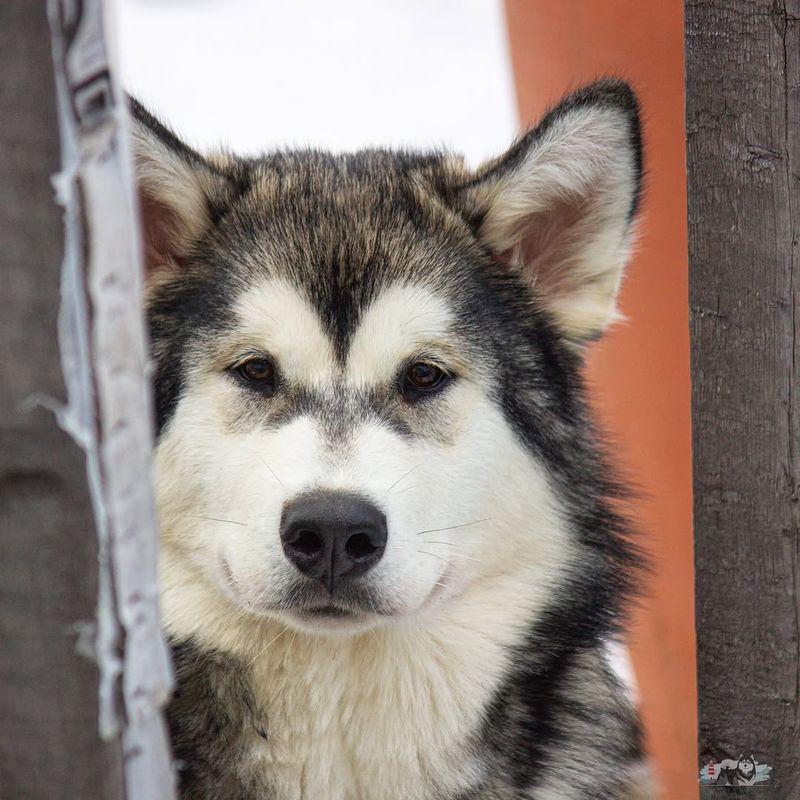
[131,79,654,800]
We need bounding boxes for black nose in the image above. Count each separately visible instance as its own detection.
[280,491,387,594]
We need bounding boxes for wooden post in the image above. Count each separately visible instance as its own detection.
[0,4,125,796]
[687,0,800,796]
[0,2,175,798]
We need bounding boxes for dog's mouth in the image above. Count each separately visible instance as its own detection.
[218,554,430,632]
[300,604,354,619]
[274,578,411,632]
[281,599,382,633]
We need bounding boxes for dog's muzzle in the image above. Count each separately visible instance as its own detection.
[280,490,387,595]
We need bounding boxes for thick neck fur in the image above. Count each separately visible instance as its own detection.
[161,546,546,800]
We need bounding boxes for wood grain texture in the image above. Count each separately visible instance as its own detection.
[687,0,800,796]
[46,0,177,796]
[0,3,124,798]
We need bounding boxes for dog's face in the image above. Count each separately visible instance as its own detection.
[134,82,641,636]
[738,757,755,777]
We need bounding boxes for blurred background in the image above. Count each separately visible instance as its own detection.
[115,1,694,797]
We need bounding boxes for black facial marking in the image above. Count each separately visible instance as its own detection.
[148,271,237,434]
[228,382,416,444]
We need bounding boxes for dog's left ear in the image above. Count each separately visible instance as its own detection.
[456,79,642,345]
[128,98,241,283]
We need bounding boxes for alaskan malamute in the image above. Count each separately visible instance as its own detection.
[133,79,652,799]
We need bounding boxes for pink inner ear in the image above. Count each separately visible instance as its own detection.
[496,195,593,301]
[138,191,183,277]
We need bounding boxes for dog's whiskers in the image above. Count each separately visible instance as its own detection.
[416,540,480,562]
[246,625,290,667]
[380,465,420,499]
[285,629,299,661]
[392,482,427,495]
[419,549,447,563]
[179,514,248,527]
[164,533,212,544]
[414,518,494,537]
[230,587,271,625]
[257,455,287,489]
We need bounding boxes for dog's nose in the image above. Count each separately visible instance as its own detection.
[280,491,387,594]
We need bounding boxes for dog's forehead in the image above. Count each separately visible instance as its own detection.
[218,153,478,359]
[232,278,455,385]
[230,150,474,281]
[245,149,466,194]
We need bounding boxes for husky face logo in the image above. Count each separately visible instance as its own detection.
[134,82,641,641]
[738,756,756,778]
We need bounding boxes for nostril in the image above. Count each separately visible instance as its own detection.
[345,531,379,561]
[291,529,324,557]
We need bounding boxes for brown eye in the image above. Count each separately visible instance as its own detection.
[234,358,276,393]
[401,361,449,400]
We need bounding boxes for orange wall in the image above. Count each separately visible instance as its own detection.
[503,3,696,799]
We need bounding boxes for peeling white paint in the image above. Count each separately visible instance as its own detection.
[46,1,176,798]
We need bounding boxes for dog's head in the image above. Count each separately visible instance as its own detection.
[134,81,641,637]
[737,756,756,777]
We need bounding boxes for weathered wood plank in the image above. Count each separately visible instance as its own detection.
[0,3,124,798]
[1,2,176,798]
[687,0,800,796]
[46,0,176,795]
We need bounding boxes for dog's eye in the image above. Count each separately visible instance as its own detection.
[401,361,449,400]
[234,358,277,393]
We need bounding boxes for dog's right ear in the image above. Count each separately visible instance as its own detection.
[451,80,642,347]
[128,98,235,281]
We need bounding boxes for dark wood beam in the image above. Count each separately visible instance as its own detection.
[687,0,800,796]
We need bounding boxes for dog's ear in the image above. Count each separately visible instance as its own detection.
[456,79,642,345]
[128,98,239,282]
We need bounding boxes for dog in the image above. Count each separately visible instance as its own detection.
[131,78,652,800]
[716,755,757,786]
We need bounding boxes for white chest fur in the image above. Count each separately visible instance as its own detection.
[244,626,491,800]
[159,551,549,800]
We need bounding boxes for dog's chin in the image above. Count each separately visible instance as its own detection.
[257,578,460,636]
[231,598,396,636]
[216,559,456,637]
[276,605,389,636]
[218,577,397,636]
